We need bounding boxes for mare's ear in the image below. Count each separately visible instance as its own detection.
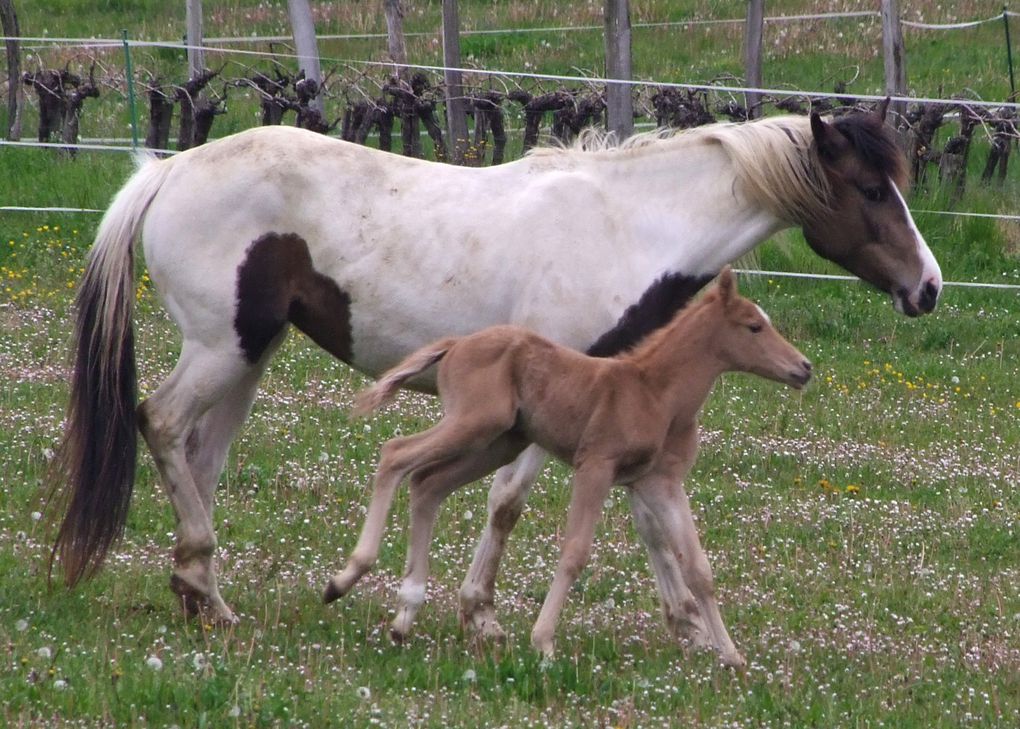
[874,96,891,123]
[717,265,736,305]
[810,112,846,162]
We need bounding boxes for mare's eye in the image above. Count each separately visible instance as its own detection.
[748,323,763,334]
[861,185,885,203]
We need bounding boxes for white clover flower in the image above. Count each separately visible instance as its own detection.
[37,646,52,660]
[462,509,473,521]
[31,511,43,521]
[462,668,477,682]
[357,686,371,700]
[53,679,68,691]
[228,705,241,718]
[146,655,163,671]
[15,619,28,632]
[193,653,208,671]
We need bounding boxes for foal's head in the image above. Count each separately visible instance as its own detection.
[706,267,812,389]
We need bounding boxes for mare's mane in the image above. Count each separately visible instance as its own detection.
[618,285,722,362]
[528,112,907,225]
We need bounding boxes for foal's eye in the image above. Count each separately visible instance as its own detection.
[861,185,885,203]
[748,323,763,334]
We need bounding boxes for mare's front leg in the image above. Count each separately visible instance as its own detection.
[459,444,548,641]
[390,434,526,643]
[626,485,713,650]
[530,457,615,657]
[632,424,745,668]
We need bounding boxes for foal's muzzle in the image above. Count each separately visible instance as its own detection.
[788,360,812,389]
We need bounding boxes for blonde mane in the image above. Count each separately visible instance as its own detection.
[528,117,832,224]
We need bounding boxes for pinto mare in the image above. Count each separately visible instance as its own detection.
[328,268,811,665]
[49,103,941,631]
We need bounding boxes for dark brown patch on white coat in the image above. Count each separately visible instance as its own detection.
[234,232,353,363]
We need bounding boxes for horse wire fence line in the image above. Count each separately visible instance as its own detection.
[6,13,1020,295]
[6,8,1017,48]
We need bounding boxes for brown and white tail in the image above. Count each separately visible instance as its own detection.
[352,338,458,417]
[48,151,174,586]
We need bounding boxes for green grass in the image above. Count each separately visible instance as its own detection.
[2,200,1019,727]
[2,1,1020,727]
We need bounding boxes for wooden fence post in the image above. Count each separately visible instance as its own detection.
[604,0,634,139]
[288,0,324,115]
[881,0,907,125]
[744,0,764,119]
[1,0,21,140]
[442,0,469,164]
[185,0,205,81]
[384,0,409,81]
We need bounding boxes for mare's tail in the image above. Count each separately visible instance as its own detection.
[49,151,174,586]
[352,339,458,417]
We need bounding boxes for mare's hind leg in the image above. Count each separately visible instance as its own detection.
[459,444,547,641]
[390,434,527,643]
[139,342,263,624]
[323,411,515,604]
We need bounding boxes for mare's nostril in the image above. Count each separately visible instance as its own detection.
[803,360,812,372]
[919,280,939,312]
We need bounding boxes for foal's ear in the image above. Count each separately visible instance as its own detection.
[717,265,736,304]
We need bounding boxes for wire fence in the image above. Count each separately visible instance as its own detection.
[5,11,1020,294]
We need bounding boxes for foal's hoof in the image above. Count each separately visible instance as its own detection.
[720,650,747,672]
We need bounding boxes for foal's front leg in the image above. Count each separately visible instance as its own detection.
[530,458,615,657]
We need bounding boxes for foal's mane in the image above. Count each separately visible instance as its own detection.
[529,112,907,225]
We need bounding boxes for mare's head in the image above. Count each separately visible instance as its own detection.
[801,100,942,316]
[707,267,812,389]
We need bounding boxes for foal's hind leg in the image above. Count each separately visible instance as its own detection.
[390,434,526,643]
[324,413,514,604]
[459,444,547,641]
[139,342,262,624]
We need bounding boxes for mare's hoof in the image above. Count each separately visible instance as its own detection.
[322,580,344,604]
[389,627,407,645]
[169,575,237,625]
[460,607,507,643]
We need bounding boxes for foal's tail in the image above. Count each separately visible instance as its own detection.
[352,339,458,417]
[49,151,173,587]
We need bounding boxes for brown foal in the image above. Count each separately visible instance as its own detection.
[323,267,811,667]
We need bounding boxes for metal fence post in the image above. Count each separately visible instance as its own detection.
[121,29,139,149]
